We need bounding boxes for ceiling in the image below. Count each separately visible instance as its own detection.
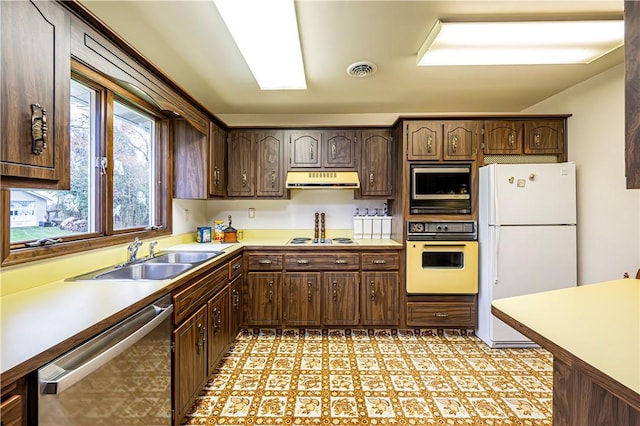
[78,1,624,126]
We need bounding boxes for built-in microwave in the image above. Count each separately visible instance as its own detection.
[410,163,472,214]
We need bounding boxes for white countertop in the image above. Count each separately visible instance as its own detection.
[492,279,640,395]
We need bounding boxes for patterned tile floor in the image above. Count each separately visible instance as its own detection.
[183,329,553,425]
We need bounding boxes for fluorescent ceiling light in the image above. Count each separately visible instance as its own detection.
[417,20,624,66]
[213,0,306,90]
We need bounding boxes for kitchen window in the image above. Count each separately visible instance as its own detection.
[3,63,171,266]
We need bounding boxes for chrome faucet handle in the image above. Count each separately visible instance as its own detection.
[148,241,158,259]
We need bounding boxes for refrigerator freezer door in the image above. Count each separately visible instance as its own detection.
[481,224,577,346]
[483,162,576,226]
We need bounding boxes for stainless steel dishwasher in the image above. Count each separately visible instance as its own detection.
[38,295,173,425]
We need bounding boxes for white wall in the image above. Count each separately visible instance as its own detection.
[523,64,640,283]
[204,190,387,232]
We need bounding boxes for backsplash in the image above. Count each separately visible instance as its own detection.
[204,190,385,231]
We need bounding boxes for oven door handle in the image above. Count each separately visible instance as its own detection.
[421,244,467,248]
[39,301,173,395]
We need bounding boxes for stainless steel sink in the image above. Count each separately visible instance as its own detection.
[145,251,222,264]
[68,250,222,281]
[93,263,193,280]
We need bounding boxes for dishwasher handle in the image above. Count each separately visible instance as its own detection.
[39,299,173,395]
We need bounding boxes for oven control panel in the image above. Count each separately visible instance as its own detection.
[407,220,476,241]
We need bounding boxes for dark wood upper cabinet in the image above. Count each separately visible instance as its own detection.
[483,121,523,154]
[173,120,208,199]
[442,121,480,160]
[359,129,394,198]
[288,130,323,169]
[406,121,443,160]
[1,0,70,189]
[626,0,640,188]
[323,130,357,168]
[255,131,285,197]
[523,120,564,155]
[227,131,255,197]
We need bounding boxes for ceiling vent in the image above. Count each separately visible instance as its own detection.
[346,61,377,78]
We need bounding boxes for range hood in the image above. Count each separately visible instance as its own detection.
[285,171,360,189]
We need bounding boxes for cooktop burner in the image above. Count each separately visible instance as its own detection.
[287,237,357,245]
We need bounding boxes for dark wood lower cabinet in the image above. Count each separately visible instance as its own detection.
[229,275,243,338]
[208,287,230,373]
[173,305,208,424]
[322,272,360,325]
[362,271,399,326]
[247,272,283,326]
[284,272,321,326]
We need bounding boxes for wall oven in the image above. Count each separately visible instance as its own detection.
[410,163,472,214]
[406,221,478,294]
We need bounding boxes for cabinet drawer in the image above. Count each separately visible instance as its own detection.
[0,394,22,426]
[407,302,476,327]
[285,253,359,270]
[229,255,243,280]
[361,253,399,270]
[173,264,228,324]
[247,253,283,270]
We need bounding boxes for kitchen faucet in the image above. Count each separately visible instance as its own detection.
[127,237,143,263]
[147,241,158,259]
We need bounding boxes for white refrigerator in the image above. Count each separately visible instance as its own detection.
[476,162,577,348]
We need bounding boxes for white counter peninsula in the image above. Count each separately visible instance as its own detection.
[491,278,640,426]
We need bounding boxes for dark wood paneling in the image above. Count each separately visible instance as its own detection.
[173,119,208,199]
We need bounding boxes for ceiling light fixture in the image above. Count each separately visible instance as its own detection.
[417,20,624,66]
[213,0,306,90]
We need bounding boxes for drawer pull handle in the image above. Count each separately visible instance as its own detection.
[268,281,274,302]
[197,323,205,354]
[434,313,449,318]
[332,281,338,302]
[334,259,348,264]
[370,281,375,300]
[258,259,273,265]
[427,134,433,153]
[307,281,313,302]
[241,170,248,187]
[233,264,241,271]
[372,259,387,264]
[297,259,309,264]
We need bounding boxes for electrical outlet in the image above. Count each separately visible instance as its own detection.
[248,208,255,218]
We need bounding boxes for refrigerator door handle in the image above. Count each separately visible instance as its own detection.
[493,226,500,285]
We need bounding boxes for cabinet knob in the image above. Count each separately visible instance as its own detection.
[307,281,313,302]
[534,132,541,147]
[427,135,433,153]
[268,281,274,301]
[331,142,337,159]
[241,171,248,187]
[369,172,375,185]
[450,134,458,153]
[370,281,375,300]
[332,281,338,302]
[271,170,276,188]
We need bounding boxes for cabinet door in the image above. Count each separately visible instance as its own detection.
[360,129,394,197]
[256,130,285,197]
[483,121,523,154]
[443,121,480,160]
[247,272,282,326]
[1,0,70,189]
[208,287,230,373]
[229,275,243,338]
[322,272,360,326]
[173,305,208,423]
[324,130,357,168]
[284,272,321,326]
[209,122,227,197]
[362,271,399,326]
[288,131,323,168]
[524,120,565,154]
[173,119,208,199]
[407,121,442,160]
[227,131,255,196]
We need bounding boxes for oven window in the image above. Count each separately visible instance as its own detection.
[422,252,464,268]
